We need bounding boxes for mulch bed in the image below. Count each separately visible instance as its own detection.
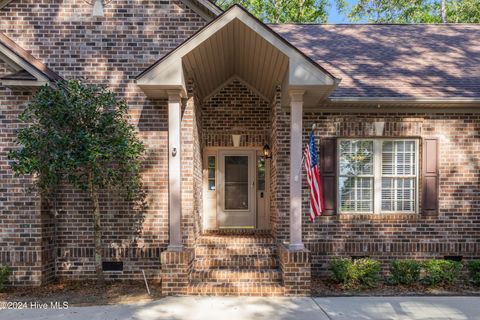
[2,277,479,306]
[312,277,480,296]
[0,279,163,306]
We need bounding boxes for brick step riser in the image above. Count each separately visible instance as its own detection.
[190,278,282,284]
[195,249,277,257]
[194,260,279,269]
[196,238,275,246]
[186,291,285,296]
[187,284,285,296]
[191,272,282,282]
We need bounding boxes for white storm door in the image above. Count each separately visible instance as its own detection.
[217,150,256,228]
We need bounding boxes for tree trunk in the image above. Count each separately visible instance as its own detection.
[89,172,104,286]
[441,0,447,23]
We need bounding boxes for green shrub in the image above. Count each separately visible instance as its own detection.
[349,258,381,289]
[329,258,381,289]
[467,260,480,285]
[390,260,421,285]
[422,259,462,286]
[0,265,11,292]
[329,258,351,283]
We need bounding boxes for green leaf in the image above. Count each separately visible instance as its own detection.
[9,80,145,204]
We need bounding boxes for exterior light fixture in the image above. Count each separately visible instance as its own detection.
[232,134,241,147]
[263,144,272,159]
[85,0,113,17]
[92,0,104,17]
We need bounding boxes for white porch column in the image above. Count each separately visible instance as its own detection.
[289,90,305,251]
[167,90,183,251]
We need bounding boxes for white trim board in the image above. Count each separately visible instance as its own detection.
[202,75,271,103]
[0,0,13,9]
[136,5,337,103]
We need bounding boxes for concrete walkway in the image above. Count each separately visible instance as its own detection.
[1,296,480,320]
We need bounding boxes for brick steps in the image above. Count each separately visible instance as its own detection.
[196,234,275,246]
[190,233,285,296]
[193,256,279,269]
[191,268,282,282]
[195,246,276,256]
[187,281,285,296]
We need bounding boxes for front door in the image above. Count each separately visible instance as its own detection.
[217,150,256,228]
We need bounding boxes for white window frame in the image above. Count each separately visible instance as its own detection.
[337,138,419,214]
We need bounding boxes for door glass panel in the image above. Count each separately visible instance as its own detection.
[224,155,249,210]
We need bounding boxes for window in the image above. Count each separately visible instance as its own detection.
[381,140,416,212]
[338,139,418,214]
[257,156,265,191]
[339,140,374,212]
[207,156,216,191]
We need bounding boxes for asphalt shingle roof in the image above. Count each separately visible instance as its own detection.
[270,24,480,99]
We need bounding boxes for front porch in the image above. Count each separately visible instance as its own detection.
[136,5,338,295]
[160,75,313,295]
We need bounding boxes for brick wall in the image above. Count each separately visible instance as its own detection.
[269,86,285,242]
[202,79,270,147]
[0,80,43,287]
[270,90,290,244]
[278,244,311,296]
[181,82,205,248]
[0,0,206,285]
[192,83,204,240]
[2,0,480,290]
[299,112,480,276]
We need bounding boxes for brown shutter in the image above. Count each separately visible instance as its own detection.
[422,138,439,215]
[320,138,337,215]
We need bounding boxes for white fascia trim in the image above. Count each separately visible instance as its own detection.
[0,42,49,84]
[0,0,13,9]
[179,0,220,21]
[194,0,223,16]
[202,75,270,103]
[137,6,335,87]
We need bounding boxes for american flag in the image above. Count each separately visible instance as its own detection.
[304,130,324,222]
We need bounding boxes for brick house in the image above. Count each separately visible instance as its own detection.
[1,1,480,296]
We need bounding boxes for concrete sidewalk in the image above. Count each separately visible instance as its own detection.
[1,296,480,320]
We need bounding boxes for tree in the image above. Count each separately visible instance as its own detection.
[9,80,145,285]
[347,0,433,23]
[215,0,346,23]
[347,0,480,23]
[444,0,480,23]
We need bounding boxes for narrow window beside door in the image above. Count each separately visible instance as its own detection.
[208,156,216,191]
[257,156,265,191]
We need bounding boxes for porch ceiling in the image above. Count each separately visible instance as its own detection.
[136,5,339,107]
[183,19,289,101]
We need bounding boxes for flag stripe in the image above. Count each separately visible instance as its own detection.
[304,131,324,222]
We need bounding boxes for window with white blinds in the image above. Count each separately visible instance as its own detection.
[338,139,418,214]
[338,140,374,212]
[381,141,416,212]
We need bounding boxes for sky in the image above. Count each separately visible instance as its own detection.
[327,0,356,23]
